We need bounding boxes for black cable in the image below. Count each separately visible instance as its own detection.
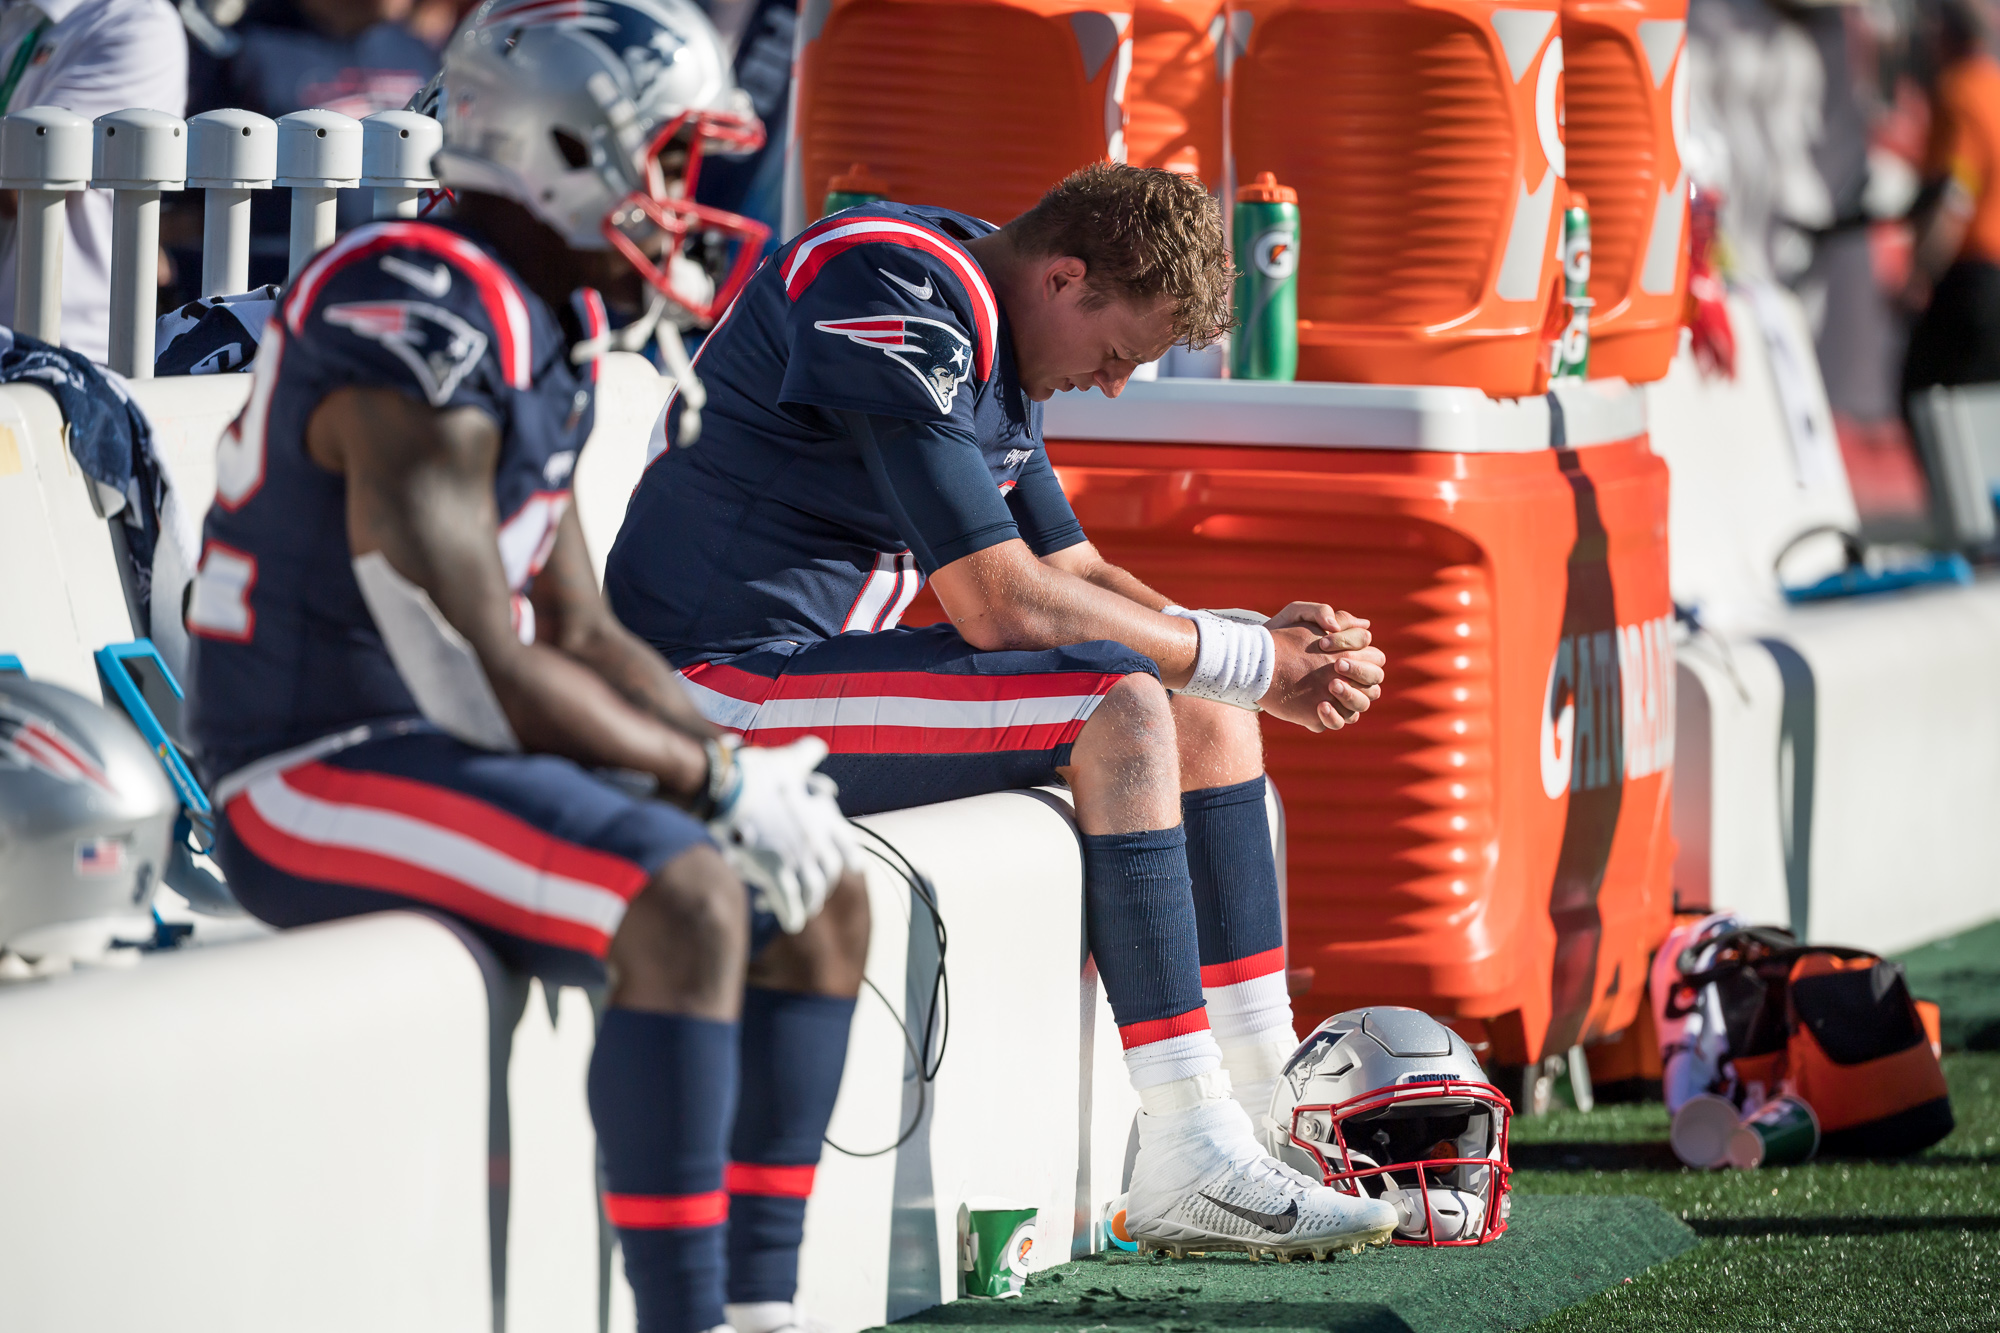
[822,820,950,1158]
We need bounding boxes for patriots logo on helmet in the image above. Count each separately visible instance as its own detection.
[0,698,115,796]
[324,300,490,407]
[814,315,973,414]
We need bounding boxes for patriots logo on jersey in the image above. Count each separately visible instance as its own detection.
[324,300,491,407]
[814,315,974,414]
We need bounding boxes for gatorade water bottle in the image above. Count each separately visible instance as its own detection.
[1231,172,1298,381]
[1553,196,1593,380]
[823,162,889,215]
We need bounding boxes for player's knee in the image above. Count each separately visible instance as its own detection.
[748,871,870,996]
[824,869,871,967]
[636,843,748,962]
[1097,671,1175,750]
[1173,692,1264,767]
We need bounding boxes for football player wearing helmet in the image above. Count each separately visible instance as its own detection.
[1268,1007,1513,1246]
[183,5,865,1333]
[605,164,1397,1257]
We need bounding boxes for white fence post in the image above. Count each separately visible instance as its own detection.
[0,107,90,345]
[187,110,276,298]
[275,110,361,278]
[92,108,186,378]
[360,111,441,220]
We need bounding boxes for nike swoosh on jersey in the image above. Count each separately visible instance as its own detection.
[879,268,935,302]
[380,254,453,299]
[1197,1193,1301,1235]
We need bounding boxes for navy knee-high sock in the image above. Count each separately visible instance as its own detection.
[589,1008,739,1333]
[1182,777,1287,984]
[1182,777,1296,1093]
[725,986,855,1305]
[1080,826,1219,1091]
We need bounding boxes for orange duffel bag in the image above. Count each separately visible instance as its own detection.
[1678,928,1954,1156]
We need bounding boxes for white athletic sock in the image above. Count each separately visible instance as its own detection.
[1121,1022,1224,1092]
[725,1302,797,1333]
[1203,969,1298,1122]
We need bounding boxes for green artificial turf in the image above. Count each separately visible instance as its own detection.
[891,918,2000,1332]
[1511,1052,2000,1333]
[892,1194,1692,1333]
[1900,917,2000,1052]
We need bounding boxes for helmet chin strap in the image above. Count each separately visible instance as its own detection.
[652,303,707,447]
[569,270,712,445]
[570,292,672,364]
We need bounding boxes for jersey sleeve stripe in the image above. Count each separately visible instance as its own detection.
[780,218,998,381]
[282,221,534,389]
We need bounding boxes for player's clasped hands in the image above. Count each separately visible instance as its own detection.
[1263,602,1386,733]
[706,736,863,934]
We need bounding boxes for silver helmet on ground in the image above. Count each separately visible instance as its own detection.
[1266,1006,1513,1246]
[434,0,770,322]
[0,676,173,964]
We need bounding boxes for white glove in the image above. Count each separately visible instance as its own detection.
[707,736,860,934]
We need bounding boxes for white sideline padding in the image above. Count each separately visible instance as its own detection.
[0,914,492,1333]
[0,789,1142,1333]
[0,384,135,698]
[1772,580,2000,952]
[1656,288,2000,953]
[0,349,662,692]
[573,351,675,582]
[1646,288,1860,632]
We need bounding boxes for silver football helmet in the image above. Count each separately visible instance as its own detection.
[433,0,770,321]
[1267,1006,1514,1246]
[0,677,174,963]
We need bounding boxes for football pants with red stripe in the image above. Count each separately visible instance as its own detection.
[674,626,1152,816]
[214,731,775,1333]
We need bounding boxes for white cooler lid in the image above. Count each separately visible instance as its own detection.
[1041,376,1646,453]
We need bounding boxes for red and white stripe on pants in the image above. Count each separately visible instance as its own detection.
[225,760,650,957]
[675,661,1121,754]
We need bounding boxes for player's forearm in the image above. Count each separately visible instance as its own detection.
[1044,544,1172,610]
[561,617,720,740]
[952,559,1199,685]
[485,642,711,800]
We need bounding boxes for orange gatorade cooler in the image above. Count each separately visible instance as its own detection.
[1229,0,1568,396]
[1127,0,1226,179]
[791,0,1134,228]
[1563,0,1688,383]
[1042,378,1675,1068]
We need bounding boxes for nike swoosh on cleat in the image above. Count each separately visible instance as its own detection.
[1197,1193,1300,1235]
[879,268,934,302]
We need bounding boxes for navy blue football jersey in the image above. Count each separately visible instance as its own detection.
[605,203,1086,662]
[185,220,606,782]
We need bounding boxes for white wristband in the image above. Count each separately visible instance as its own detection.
[1164,606,1274,710]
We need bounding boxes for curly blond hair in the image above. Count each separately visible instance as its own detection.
[1006,163,1236,350]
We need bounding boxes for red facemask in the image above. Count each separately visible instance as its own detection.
[603,109,772,325]
[1285,1076,1514,1246]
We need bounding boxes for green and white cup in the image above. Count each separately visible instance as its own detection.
[1728,1095,1821,1169]
[958,1199,1039,1299]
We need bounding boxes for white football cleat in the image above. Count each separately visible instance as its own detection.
[1123,1098,1399,1259]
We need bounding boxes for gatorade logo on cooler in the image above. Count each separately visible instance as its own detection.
[1539,612,1674,799]
[1252,228,1297,281]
